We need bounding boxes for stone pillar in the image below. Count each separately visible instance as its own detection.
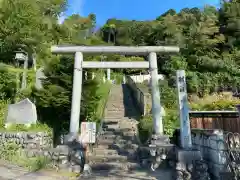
[21,58,28,89]
[70,52,83,134]
[92,72,95,80]
[107,68,111,80]
[148,52,163,134]
[176,70,192,149]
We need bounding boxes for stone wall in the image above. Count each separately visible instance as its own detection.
[0,131,85,172]
[174,128,233,179]
[126,75,151,115]
[190,129,229,179]
[0,131,53,149]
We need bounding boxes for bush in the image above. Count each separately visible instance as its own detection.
[138,109,180,142]
[190,92,240,110]
[0,68,17,100]
[138,115,152,143]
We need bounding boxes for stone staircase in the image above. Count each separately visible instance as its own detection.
[87,84,142,172]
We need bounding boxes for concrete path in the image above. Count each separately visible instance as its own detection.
[80,169,174,180]
[0,160,174,180]
[0,160,74,180]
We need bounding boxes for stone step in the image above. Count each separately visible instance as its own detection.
[104,115,125,118]
[105,113,125,117]
[103,117,121,120]
[89,162,142,171]
[88,154,128,163]
[103,124,120,129]
[89,148,118,156]
[97,139,115,145]
[122,131,136,137]
[97,137,131,145]
[110,142,138,150]
[101,130,122,136]
[99,133,117,140]
[106,127,134,133]
[98,138,129,146]
[119,123,137,130]
[102,121,119,125]
[106,106,124,109]
[106,109,125,111]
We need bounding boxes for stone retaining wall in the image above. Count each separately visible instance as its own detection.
[190,129,230,179]
[126,75,151,115]
[0,131,84,173]
[174,128,233,179]
[0,131,53,149]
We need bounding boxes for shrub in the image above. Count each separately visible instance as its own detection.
[190,92,240,110]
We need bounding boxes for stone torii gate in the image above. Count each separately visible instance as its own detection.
[51,46,179,135]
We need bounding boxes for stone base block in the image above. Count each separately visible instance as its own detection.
[176,148,202,165]
[151,134,170,144]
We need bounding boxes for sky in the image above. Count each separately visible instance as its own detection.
[62,0,221,25]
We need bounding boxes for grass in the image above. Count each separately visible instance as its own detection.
[0,63,34,73]
[95,82,111,118]
[93,81,111,130]
[0,141,51,171]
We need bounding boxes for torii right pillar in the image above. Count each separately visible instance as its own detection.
[148,52,174,171]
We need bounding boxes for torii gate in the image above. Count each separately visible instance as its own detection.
[51,46,179,135]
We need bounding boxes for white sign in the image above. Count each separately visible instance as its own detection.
[176,70,192,149]
[80,122,96,144]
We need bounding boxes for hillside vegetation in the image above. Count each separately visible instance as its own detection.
[1,0,240,137]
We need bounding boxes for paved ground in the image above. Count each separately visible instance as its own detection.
[0,160,174,180]
[0,161,73,180]
[82,169,174,180]
[0,165,174,180]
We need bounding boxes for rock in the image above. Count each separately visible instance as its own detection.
[72,165,82,173]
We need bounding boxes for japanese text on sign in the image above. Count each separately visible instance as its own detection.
[80,122,96,144]
[176,70,192,149]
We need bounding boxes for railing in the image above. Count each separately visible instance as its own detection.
[189,111,240,133]
[125,75,151,115]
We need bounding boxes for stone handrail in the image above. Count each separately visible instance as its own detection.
[125,75,151,115]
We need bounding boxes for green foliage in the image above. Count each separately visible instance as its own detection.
[138,115,152,143]
[0,141,50,171]
[0,67,17,100]
[2,0,240,153]
[94,82,111,122]
[159,79,177,109]
[99,3,240,95]
[190,92,240,111]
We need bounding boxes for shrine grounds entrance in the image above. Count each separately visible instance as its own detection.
[51,46,179,136]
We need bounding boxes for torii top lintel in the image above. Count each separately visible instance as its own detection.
[51,45,180,55]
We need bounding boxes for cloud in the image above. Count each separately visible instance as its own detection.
[58,0,85,24]
[58,13,66,24]
[68,0,85,15]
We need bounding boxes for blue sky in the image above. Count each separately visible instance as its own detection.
[63,0,220,25]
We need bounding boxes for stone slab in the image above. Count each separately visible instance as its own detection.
[6,98,37,125]
[176,148,202,164]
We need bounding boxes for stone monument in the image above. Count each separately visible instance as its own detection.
[5,98,37,128]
